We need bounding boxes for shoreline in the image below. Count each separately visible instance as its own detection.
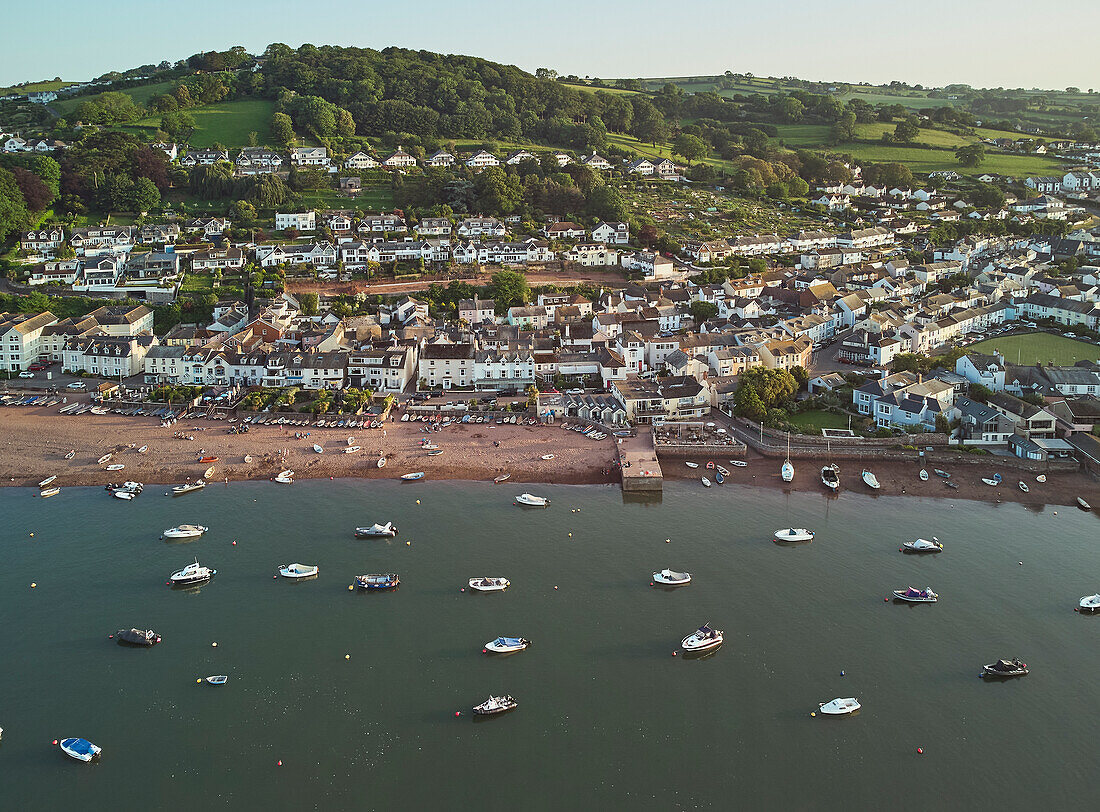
[1,407,1098,509]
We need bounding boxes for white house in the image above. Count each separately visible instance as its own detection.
[290,146,334,170]
[255,243,337,268]
[275,211,316,232]
[581,153,612,170]
[382,147,417,169]
[465,150,501,168]
[426,150,455,168]
[563,244,619,267]
[344,151,380,170]
[591,221,629,245]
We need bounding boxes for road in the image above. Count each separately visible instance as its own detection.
[289,266,631,298]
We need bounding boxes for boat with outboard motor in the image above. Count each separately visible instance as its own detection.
[515,493,549,507]
[115,627,160,647]
[982,658,1028,678]
[468,577,510,592]
[472,695,518,716]
[653,569,691,586]
[902,538,943,553]
[1079,593,1100,613]
[355,522,397,537]
[171,480,206,496]
[484,637,529,654]
[161,525,207,540]
[59,737,101,762]
[278,563,318,579]
[818,698,860,716]
[204,675,228,685]
[821,464,840,492]
[355,573,399,590]
[892,586,938,603]
[774,528,815,543]
[981,473,1003,486]
[681,623,723,653]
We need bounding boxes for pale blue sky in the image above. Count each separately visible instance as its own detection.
[2,0,1098,90]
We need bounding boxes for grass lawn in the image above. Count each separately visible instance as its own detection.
[772,124,833,146]
[123,99,275,147]
[51,80,176,117]
[787,409,853,432]
[295,185,394,211]
[967,333,1100,365]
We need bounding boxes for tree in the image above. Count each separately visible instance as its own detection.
[299,292,319,316]
[893,116,920,143]
[335,108,356,138]
[673,133,709,165]
[689,301,718,322]
[271,112,296,147]
[0,167,31,242]
[10,167,52,211]
[955,143,986,167]
[229,199,257,225]
[587,185,628,222]
[77,91,144,124]
[968,383,994,402]
[490,270,530,310]
[160,111,196,143]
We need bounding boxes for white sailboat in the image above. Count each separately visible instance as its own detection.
[781,432,794,482]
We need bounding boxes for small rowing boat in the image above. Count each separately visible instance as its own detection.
[919,469,929,481]
[97,453,112,465]
[137,445,147,454]
[65,450,75,460]
[40,487,60,498]
[540,454,555,460]
[494,473,511,484]
[106,463,125,471]
[400,472,424,481]
[39,475,57,488]
[205,675,228,685]
[203,465,215,479]
[1018,481,1029,493]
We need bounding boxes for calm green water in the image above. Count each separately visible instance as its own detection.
[1,480,1098,810]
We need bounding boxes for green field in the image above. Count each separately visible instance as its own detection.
[295,185,394,211]
[561,82,639,96]
[123,99,274,147]
[51,80,176,117]
[0,79,78,95]
[967,333,1100,365]
[787,409,852,432]
[606,132,739,173]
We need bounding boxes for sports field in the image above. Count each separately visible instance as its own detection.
[967,332,1100,365]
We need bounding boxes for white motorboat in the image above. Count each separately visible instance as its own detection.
[982,658,1028,678]
[484,637,529,654]
[312,444,323,454]
[39,475,57,488]
[1079,594,1100,612]
[902,538,943,553]
[1078,497,1092,511]
[278,563,319,579]
[892,586,938,603]
[728,460,748,468]
[162,525,208,540]
[355,522,397,537]
[1018,481,1029,493]
[818,698,860,716]
[468,577,510,592]
[781,460,794,482]
[515,493,549,507]
[652,569,691,586]
[59,737,101,762]
[172,480,206,496]
[701,476,711,488]
[821,464,840,491]
[344,446,360,454]
[981,473,1003,487]
[681,623,723,653]
[274,474,294,484]
[862,470,880,490]
[919,469,929,481]
[40,487,60,498]
[472,695,518,716]
[169,559,215,586]
[112,490,135,500]
[774,528,815,543]
[685,461,699,469]
[204,675,228,685]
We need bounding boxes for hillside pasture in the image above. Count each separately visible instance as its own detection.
[122,99,274,147]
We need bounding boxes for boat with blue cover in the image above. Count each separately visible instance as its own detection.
[356,573,399,589]
[59,737,101,762]
[484,637,529,653]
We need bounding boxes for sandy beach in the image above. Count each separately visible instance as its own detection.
[1,404,1099,509]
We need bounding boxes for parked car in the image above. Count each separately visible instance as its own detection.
[18,371,34,378]
[66,381,87,390]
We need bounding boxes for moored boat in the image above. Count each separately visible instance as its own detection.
[472,695,518,716]
[161,525,207,540]
[714,470,724,485]
[115,627,160,646]
[1035,474,1046,483]
[681,623,723,653]
[821,464,840,492]
[494,473,511,484]
[981,473,1003,486]
[376,456,386,468]
[892,586,938,603]
[112,490,135,500]
[484,637,529,654]
[685,461,699,469]
[344,446,360,454]
[729,460,748,468]
[39,475,57,488]
[204,675,228,685]
[701,476,711,488]
[171,480,206,496]
[1078,593,1100,612]
[105,463,125,471]
[400,472,425,481]
[902,538,943,553]
[1018,481,1029,493]
[468,577,510,592]
[274,473,294,484]
[278,563,319,579]
[716,465,730,477]
[203,466,215,479]
[169,559,215,586]
[818,698,860,716]
[982,658,1028,678]
[652,569,691,586]
[774,528,814,543]
[97,453,112,465]
[40,487,61,498]
[862,470,880,489]
[355,522,397,537]
[137,445,147,454]
[355,573,399,589]
[934,469,951,479]
[515,493,549,507]
[919,469,929,481]
[198,456,218,464]
[1077,497,1092,511]
[59,738,101,762]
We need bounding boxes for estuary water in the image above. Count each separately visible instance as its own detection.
[0,479,1098,810]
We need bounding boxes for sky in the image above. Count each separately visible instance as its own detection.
[2,0,1098,90]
